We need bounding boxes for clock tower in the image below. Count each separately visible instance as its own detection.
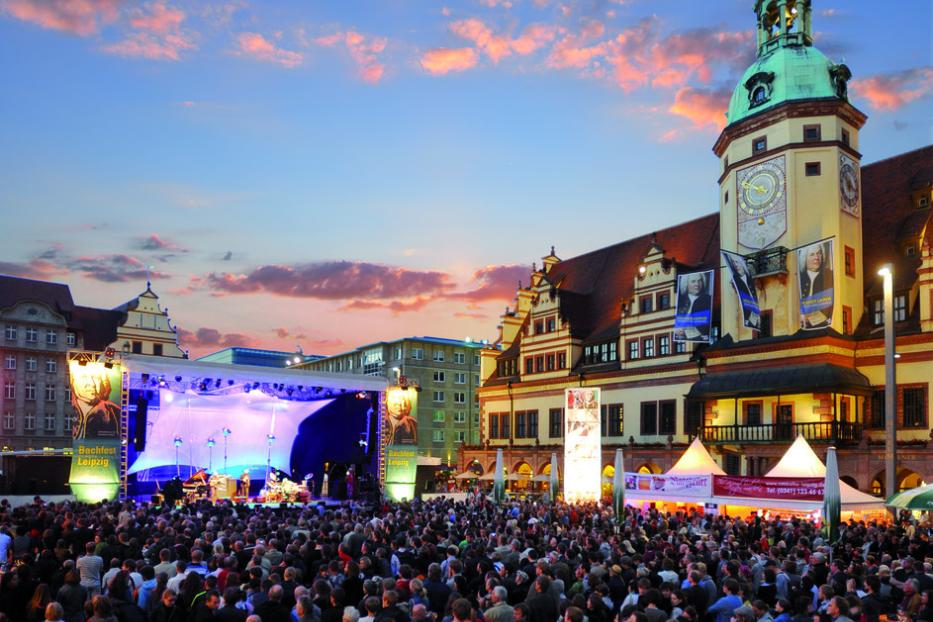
[714,0,867,341]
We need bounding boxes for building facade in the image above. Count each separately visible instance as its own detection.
[0,276,185,451]
[198,347,323,368]
[464,0,933,498]
[300,337,485,464]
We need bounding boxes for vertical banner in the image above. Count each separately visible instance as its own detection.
[564,388,601,503]
[721,250,760,330]
[68,356,123,503]
[674,270,714,343]
[383,385,419,501]
[797,239,834,330]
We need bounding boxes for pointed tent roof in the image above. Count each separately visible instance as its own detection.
[667,437,726,476]
[767,435,883,509]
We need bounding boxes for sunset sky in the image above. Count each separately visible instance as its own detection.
[1,0,930,357]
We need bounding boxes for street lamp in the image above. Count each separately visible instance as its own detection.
[206,438,216,472]
[877,264,896,505]
[173,436,183,477]
[222,427,232,474]
[266,434,276,482]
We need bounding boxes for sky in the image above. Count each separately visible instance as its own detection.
[0,0,930,358]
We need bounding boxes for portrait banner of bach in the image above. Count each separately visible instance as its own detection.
[797,238,835,330]
[721,250,760,331]
[673,270,715,343]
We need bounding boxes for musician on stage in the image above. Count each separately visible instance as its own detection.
[240,469,250,499]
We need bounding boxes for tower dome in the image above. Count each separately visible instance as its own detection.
[725,0,851,127]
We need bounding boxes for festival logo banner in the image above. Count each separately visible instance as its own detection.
[623,473,711,499]
[674,270,715,343]
[712,475,824,501]
[564,388,601,503]
[68,355,123,503]
[721,250,760,330]
[383,385,419,501]
[798,238,835,330]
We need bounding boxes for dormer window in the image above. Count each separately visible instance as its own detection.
[744,71,775,109]
[639,295,653,314]
[920,196,930,209]
[584,341,618,365]
[753,86,767,105]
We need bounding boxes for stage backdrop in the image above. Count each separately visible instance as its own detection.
[384,385,419,501]
[564,388,601,502]
[68,358,123,503]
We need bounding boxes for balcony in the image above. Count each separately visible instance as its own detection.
[749,246,789,278]
[700,421,862,445]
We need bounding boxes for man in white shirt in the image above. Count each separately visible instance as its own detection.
[167,560,190,594]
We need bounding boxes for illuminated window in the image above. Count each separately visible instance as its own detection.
[842,306,852,335]
[643,337,655,358]
[873,299,884,325]
[894,294,907,322]
[844,246,855,277]
[674,340,687,354]
[903,387,926,428]
[659,335,671,356]
[753,136,767,154]
[433,411,445,423]
[628,340,639,360]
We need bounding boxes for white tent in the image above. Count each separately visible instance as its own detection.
[667,437,726,475]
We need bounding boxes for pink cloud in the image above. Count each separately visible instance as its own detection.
[420,47,479,75]
[67,253,170,282]
[315,29,387,83]
[102,2,195,61]
[851,67,933,111]
[0,259,70,280]
[668,86,730,129]
[129,1,181,33]
[510,23,559,55]
[340,296,434,315]
[2,0,120,36]
[448,18,558,64]
[177,327,256,354]
[448,264,527,302]
[138,233,185,252]
[237,32,303,68]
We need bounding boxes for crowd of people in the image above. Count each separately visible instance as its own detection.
[0,494,930,622]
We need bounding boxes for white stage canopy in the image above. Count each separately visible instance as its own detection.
[667,437,726,476]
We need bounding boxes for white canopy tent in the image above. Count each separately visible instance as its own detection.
[667,437,726,475]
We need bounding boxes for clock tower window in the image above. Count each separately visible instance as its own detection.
[753,136,767,155]
[803,124,821,142]
[805,162,821,177]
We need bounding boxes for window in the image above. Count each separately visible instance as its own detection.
[474,374,479,385]
[454,352,465,364]
[869,389,885,428]
[844,246,855,277]
[842,306,852,335]
[841,128,850,146]
[454,372,466,384]
[684,400,704,436]
[515,411,526,438]
[546,317,556,332]
[759,310,773,338]
[4,355,15,370]
[433,350,445,362]
[412,348,424,360]
[45,385,55,401]
[488,413,500,439]
[640,402,658,435]
[902,387,926,428]
[433,411,445,423]
[642,337,655,358]
[66,332,75,347]
[46,330,57,345]
[456,430,466,443]
[603,404,623,436]
[628,340,639,360]
[454,411,466,424]
[45,359,56,374]
[639,296,653,314]
[659,400,676,435]
[153,344,163,356]
[724,190,729,204]
[659,335,671,356]
[25,383,36,401]
[674,340,687,354]
[24,412,35,431]
[500,413,509,438]
[454,392,466,404]
[920,197,930,209]
[873,299,884,325]
[4,326,15,341]
[549,408,563,438]
[3,383,14,400]
[132,341,142,354]
[805,162,821,176]
[557,352,566,369]
[2,411,12,431]
[894,294,907,322]
[546,354,555,371]
[753,136,767,154]
[433,371,446,383]
[524,358,534,374]
[534,320,544,335]
[724,453,741,475]
[25,327,38,343]
[432,430,445,443]
[393,347,402,360]
[25,357,36,372]
[584,342,618,365]
[473,354,480,366]
[752,86,767,105]
[433,391,445,403]
[657,291,671,310]
[44,412,55,432]
[803,124,821,142]
[535,356,544,373]
[744,401,763,426]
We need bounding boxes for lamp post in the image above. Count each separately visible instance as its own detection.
[878,264,896,507]
[207,438,216,472]
[266,434,275,482]
[173,436,183,477]
[222,427,231,474]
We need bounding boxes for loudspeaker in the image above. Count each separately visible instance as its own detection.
[133,396,149,451]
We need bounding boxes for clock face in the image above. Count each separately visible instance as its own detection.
[736,155,787,250]
[839,155,860,216]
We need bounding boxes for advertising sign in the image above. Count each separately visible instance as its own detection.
[384,385,419,501]
[712,475,824,501]
[797,238,835,330]
[68,357,123,502]
[721,250,760,330]
[624,473,711,498]
[674,270,715,343]
[564,388,601,503]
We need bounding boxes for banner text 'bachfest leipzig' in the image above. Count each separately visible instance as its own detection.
[564,388,601,502]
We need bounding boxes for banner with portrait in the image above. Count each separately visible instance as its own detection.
[721,250,760,330]
[68,356,123,503]
[564,388,601,502]
[674,270,714,343]
[384,385,419,501]
[797,238,834,330]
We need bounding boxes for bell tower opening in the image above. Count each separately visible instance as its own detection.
[756,0,812,55]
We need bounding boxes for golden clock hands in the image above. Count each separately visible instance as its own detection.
[741,180,767,194]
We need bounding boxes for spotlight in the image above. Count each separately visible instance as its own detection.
[244,384,252,393]
[222,427,232,437]
[207,438,216,447]
[199,383,207,391]
[266,434,276,445]
[286,388,293,395]
[78,360,87,367]
[356,391,368,400]
[227,379,234,386]
[297,385,303,391]
[214,379,221,388]
[158,377,167,387]
[104,362,113,369]
[175,376,182,382]
[174,436,183,447]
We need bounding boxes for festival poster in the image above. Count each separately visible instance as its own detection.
[563,388,601,503]
[673,270,715,343]
[68,356,123,503]
[384,385,419,501]
[721,250,761,330]
[623,473,711,498]
[797,239,835,330]
[712,475,824,501]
